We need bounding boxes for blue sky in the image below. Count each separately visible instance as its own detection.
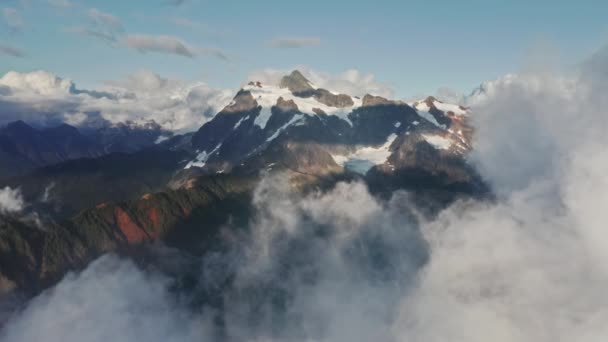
[1,0,607,98]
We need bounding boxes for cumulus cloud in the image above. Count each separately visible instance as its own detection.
[0,187,24,213]
[268,36,321,49]
[249,67,394,98]
[2,7,24,33]
[0,70,73,96]
[390,48,608,341]
[0,69,234,133]
[0,44,25,57]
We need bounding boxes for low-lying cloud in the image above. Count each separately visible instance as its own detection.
[1,255,211,342]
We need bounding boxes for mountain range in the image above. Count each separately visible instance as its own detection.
[0,70,488,299]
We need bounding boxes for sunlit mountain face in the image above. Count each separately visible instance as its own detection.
[1,1,608,341]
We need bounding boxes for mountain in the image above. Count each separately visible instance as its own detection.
[187,70,482,192]
[0,120,170,179]
[0,148,192,218]
[0,70,488,302]
[0,121,103,178]
[0,174,256,295]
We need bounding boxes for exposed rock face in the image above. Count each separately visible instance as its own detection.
[313,89,354,108]
[280,70,354,108]
[362,94,394,107]
[279,70,314,93]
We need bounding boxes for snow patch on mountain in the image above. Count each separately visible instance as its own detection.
[245,83,361,128]
[185,143,223,169]
[415,110,442,127]
[422,134,453,150]
[332,134,397,175]
[434,101,467,116]
[233,115,248,130]
[266,114,305,142]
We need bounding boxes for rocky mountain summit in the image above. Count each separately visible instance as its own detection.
[187,70,480,191]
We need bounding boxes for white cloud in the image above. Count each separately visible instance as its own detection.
[0,187,24,213]
[0,70,73,96]
[391,48,608,342]
[0,70,234,133]
[248,67,394,98]
[268,36,321,48]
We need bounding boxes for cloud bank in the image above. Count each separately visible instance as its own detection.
[0,70,234,133]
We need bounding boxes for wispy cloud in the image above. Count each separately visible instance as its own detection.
[122,34,229,61]
[2,7,24,33]
[169,17,203,30]
[164,0,188,6]
[0,44,25,57]
[199,47,229,61]
[64,26,116,43]
[64,8,121,44]
[88,8,122,31]
[46,0,74,8]
[268,36,321,48]
[122,34,196,58]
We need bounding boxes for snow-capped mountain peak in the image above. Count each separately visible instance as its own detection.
[186,70,476,183]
